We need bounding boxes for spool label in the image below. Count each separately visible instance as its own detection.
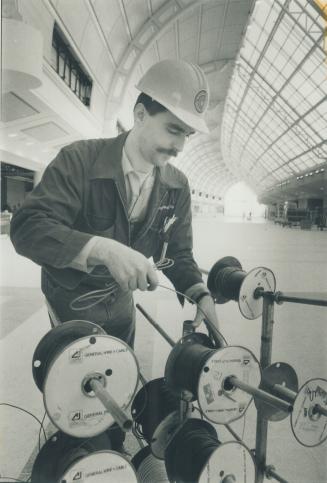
[44,335,139,438]
[62,451,137,482]
[198,346,261,425]
[291,378,327,447]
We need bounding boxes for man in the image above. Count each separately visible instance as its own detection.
[10,59,220,348]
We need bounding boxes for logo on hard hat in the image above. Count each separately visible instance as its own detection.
[194,90,208,113]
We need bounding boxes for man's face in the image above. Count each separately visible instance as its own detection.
[136,107,195,167]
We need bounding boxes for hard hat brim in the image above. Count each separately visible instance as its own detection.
[168,104,210,134]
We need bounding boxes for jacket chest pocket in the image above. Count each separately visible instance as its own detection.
[149,204,176,234]
[86,180,117,232]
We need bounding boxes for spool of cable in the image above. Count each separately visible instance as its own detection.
[32,320,106,391]
[131,377,181,458]
[165,333,215,399]
[31,430,111,482]
[131,445,169,482]
[207,256,276,319]
[165,336,261,424]
[33,323,139,437]
[60,450,138,482]
[165,418,255,483]
[291,378,327,447]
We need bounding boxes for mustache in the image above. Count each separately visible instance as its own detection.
[157,148,178,157]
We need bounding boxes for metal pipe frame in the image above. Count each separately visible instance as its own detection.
[255,294,275,483]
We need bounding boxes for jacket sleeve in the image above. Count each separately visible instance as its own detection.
[154,181,204,303]
[10,145,93,269]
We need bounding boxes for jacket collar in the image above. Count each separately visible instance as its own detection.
[90,131,184,189]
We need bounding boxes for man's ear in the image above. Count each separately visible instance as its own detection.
[134,103,146,124]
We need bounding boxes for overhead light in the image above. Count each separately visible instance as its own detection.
[8,132,18,137]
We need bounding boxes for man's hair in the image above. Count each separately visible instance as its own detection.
[134,93,167,115]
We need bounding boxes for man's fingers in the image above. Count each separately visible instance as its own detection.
[192,312,203,327]
[137,274,148,291]
[146,267,159,291]
[128,276,138,291]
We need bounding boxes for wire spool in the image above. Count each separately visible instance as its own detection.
[207,256,276,319]
[197,346,261,424]
[165,334,261,425]
[291,378,327,447]
[32,320,106,391]
[255,362,299,421]
[131,445,169,482]
[131,377,181,459]
[165,418,255,483]
[59,451,137,482]
[31,430,112,482]
[165,333,215,399]
[35,327,139,437]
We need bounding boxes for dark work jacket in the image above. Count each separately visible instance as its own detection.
[10,132,203,300]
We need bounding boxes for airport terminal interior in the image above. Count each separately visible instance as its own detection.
[1,0,327,482]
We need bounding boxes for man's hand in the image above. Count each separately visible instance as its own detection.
[89,237,159,292]
[193,294,226,347]
[193,294,219,330]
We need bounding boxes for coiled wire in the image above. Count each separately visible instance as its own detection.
[69,258,174,311]
[131,446,169,482]
[165,418,220,483]
[131,378,180,445]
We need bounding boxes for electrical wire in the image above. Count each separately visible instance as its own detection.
[0,403,47,443]
[38,411,47,451]
[69,259,174,312]
[68,273,228,346]
[157,283,228,346]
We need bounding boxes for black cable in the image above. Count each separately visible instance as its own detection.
[0,403,47,443]
[38,411,47,451]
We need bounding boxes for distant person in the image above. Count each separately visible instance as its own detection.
[10,59,221,348]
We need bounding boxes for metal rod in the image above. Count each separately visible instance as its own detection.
[255,296,275,483]
[90,378,133,432]
[272,384,297,403]
[259,290,327,307]
[275,292,327,307]
[228,376,293,413]
[314,404,327,417]
[136,303,176,347]
[265,465,289,483]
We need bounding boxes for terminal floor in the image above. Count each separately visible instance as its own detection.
[1,218,326,482]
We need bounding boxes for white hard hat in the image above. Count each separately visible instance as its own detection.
[136,59,210,134]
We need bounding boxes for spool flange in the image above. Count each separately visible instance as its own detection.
[60,451,137,482]
[198,346,261,424]
[291,378,327,447]
[255,362,298,421]
[43,334,139,437]
[238,267,276,319]
[198,441,256,483]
